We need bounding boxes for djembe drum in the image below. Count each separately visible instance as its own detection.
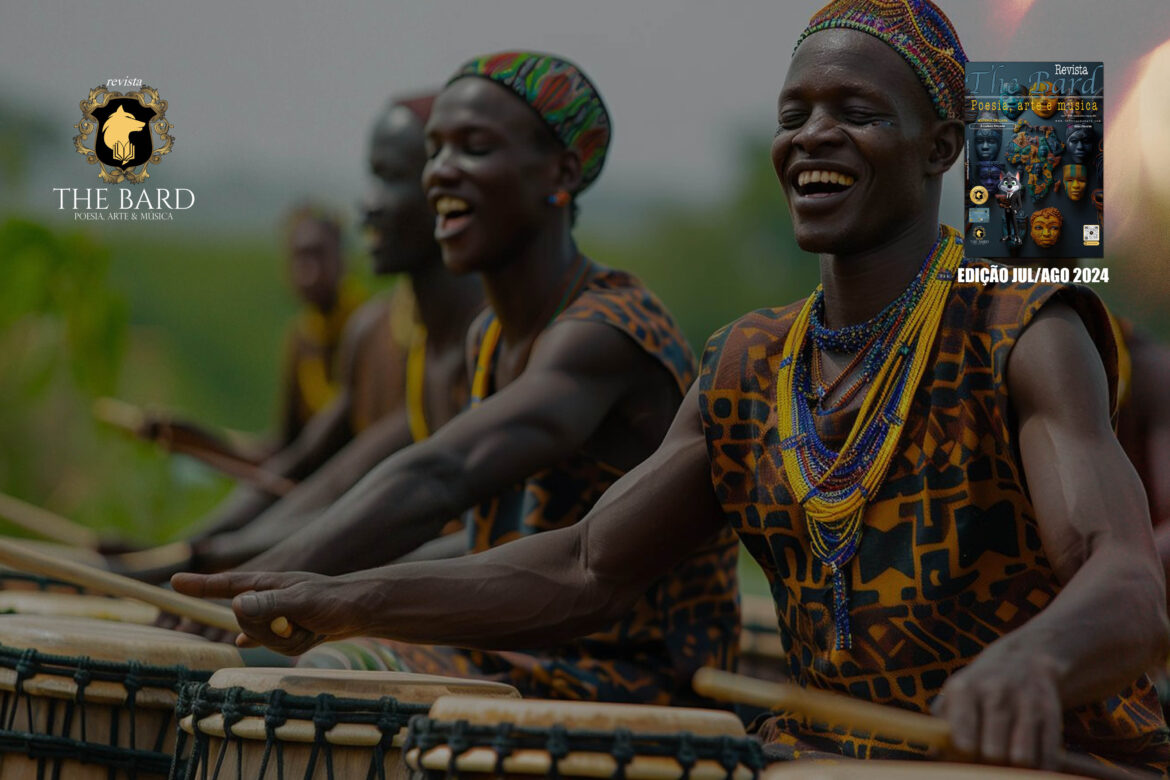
[0,614,243,779]
[404,696,766,779]
[172,668,521,780]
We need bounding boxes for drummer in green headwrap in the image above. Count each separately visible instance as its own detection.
[182,50,740,706]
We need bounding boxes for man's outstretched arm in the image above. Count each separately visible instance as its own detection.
[173,381,729,655]
[194,410,417,571]
[234,319,669,575]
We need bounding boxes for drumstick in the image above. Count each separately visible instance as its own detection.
[0,537,240,632]
[692,668,1154,780]
[93,398,296,497]
[0,492,100,549]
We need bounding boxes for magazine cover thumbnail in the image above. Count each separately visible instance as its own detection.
[963,61,1103,259]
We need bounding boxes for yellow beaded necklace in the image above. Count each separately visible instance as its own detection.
[471,255,591,405]
[775,225,963,649]
[388,280,430,443]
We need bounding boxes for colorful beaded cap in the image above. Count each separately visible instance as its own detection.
[449,51,611,192]
[795,0,967,120]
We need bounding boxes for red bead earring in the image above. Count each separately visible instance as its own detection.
[546,190,571,207]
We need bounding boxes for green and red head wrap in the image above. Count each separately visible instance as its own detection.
[448,51,611,193]
[795,0,967,121]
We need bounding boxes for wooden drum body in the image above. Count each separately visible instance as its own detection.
[762,760,1087,778]
[0,614,242,780]
[404,697,766,780]
[174,668,520,780]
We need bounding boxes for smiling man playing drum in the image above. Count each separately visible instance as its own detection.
[188,52,740,706]
[177,1,1170,773]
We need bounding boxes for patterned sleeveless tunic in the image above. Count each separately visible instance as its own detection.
[380,264,741,705]
[697,272,1170,770]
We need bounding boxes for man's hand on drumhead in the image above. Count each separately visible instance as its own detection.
[172,571,353,655]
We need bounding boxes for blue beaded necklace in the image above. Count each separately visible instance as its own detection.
[776,227,963,650]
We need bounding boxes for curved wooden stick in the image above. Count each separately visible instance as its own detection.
[0,492,100,549]
[692,668,1154,780]
[93,398,296,496]
[0,537,239,632]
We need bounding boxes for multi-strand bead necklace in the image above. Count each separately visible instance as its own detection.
[776,225,963,650]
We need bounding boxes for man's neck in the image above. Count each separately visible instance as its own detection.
[409,257,481,346]
[818,216,941,329]
[481,225,579,344]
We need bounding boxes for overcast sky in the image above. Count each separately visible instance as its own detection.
[4,0,1169,229]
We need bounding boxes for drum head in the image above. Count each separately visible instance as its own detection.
[408,697,760,779]
[0,614,239,667]
[0,591,158,624]
[205,667,520,702]
[0,614,242,705]
[426,696,746,735]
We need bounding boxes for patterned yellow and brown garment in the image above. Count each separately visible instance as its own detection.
[302,265,742,706]
[697,259,1170,771]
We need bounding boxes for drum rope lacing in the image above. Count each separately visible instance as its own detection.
[172,682,432,780]
[0,642,210,776]
[403,715,766,780]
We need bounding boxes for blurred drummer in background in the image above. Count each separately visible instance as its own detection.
[150,94,484,577]
[277,204,364,449]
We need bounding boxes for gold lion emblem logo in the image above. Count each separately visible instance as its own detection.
[74,85,174,184]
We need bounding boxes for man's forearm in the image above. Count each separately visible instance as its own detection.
[338,525,633,649]
[242,450,462,574]
[194,401,356,542]
[990,542,1169,707]
[237,413,415,538]
[191,485,279,540]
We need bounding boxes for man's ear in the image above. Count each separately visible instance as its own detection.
[927,118,965,175]
[557,149,584,194]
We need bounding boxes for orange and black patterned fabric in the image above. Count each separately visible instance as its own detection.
[697,269,1170,770]
[389,265,741,705]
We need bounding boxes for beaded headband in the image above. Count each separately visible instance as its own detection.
[795,0,967,121]
[448,51,611,193]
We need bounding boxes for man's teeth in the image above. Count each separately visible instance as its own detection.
[435,196,470,217]
[796,170,856,187]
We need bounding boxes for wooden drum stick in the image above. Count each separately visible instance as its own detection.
[692,668,1154,780]
[0,493,100,549]
[0,537,239,632]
